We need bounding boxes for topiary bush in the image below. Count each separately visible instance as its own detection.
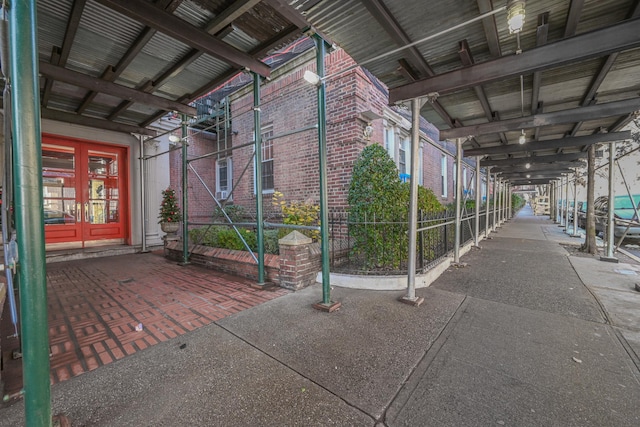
[347,144,443,269]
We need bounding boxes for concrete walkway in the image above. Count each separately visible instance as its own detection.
[2,207,640,426]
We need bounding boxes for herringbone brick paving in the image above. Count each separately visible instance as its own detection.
[1,251,288,394]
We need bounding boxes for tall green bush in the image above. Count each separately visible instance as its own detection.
[347,144,443,269]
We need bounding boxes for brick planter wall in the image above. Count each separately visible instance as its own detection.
[164,232,321,291]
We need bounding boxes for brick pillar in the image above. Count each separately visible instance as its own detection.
[278,231,316,290]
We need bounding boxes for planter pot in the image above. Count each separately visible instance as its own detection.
[161,221,180,236]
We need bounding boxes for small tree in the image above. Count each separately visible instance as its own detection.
[158,187,182,223]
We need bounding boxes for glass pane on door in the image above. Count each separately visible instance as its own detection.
[42,145,77,225]
[87,151,119,225]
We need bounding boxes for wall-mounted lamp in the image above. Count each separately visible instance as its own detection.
[518,129,526,145]
[168,134,180,143]
[525,162,531,169]
[507,0,526,34]
[303,70,323,86]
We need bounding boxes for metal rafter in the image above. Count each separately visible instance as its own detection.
[41,108,155,135]
[442,97,640,139]
[95,0,271,77]
[464,131,631,157]
[531,13,549,117]
[107,0,241,120]
[563,0,585,38]
[482,152,587,168]
[477,0,501,57]
[264,0,333,45]
[140,25,301,128]
[458,39,507,145]
[38,62,197,116]
[41,0,86,108]
[389,18,640,103]
[77,0,181,114]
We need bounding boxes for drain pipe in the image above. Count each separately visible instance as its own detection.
[9,0,52,424]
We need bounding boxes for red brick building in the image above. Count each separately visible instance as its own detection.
[169,40,487,222]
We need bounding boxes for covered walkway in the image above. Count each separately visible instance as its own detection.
[2,207,640,425]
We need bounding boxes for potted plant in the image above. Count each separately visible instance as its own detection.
[158,187,182,236]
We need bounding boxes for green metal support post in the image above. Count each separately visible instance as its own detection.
[181,114,190,265]
[311,33,340,312]
[8,1,52,425]
[253,72,266,285]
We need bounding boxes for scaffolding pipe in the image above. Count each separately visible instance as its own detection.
[181,115,189,265]
[492,173,498,230]
[604,141,616,260]
[454,138,463,263]
[8,0,52,423]
[485,166,491,237]
[312,33,334,308]
[404,97,421,302]
[139,135,147,252]
[188,164,258,263]
[572,170,579,236]
[564,175,570,232]
[474,157,481,246]
[253,72,266,284]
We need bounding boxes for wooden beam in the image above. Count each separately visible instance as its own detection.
[389,18,640,103]
[95,0,270,77]
[464,131,631,156]
[440,97,640,139]
[42,108,155,136]
[564,0,585,38]
[39,62,197,116]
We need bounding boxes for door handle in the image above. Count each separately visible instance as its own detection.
[76,203,81,222]
[84,202,89,223]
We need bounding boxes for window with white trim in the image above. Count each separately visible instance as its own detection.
[254,125,274,193]
[441,154,447,198]
[216,157,233,201]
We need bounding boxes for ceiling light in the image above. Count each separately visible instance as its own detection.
[526,174,531,178]
[525,162,531,169]
[518,129,526,145]
[303,70,322,86]
[507,0,526,34]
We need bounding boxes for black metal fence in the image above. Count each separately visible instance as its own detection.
[329,207,495,275]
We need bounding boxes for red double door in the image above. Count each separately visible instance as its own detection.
[42,135,129,248]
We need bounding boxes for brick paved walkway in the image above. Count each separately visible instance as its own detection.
[1,252,288,395]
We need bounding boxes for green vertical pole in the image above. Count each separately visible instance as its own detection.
[312,34,338,310]
[8,1,52,425]
[181,115,189,265]
[253,72,265,284]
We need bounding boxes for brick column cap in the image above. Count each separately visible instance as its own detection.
[279,230,312,246]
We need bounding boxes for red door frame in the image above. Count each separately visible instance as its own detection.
[42,134,129,248]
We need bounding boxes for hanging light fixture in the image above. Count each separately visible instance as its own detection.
[525,162,531,169]
[507,0,526,34]
[526,174,531,178]
[518,129,526,145]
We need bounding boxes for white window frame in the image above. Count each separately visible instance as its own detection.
[253,124,274,194]
[216,157,233,201]
[441,154,447,198]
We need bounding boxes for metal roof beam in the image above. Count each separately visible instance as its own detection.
[482,152,587,167]
[500,170,574,178]
[77,0,184,114]
[41,108,154,136]
[477,0,501,57]
[493,163,580,173]
[95,0,270,77]
[563,0,585,38]
[39,62,197,116]
[510,179,553,185]
[464,130,631,156]
[459,39,507,145]
[140,24,301,128]
[264,0,333,45]
[531,13,549,117]
[360,0,435,78]
[389,18,640,103]
[441,97,640,139]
